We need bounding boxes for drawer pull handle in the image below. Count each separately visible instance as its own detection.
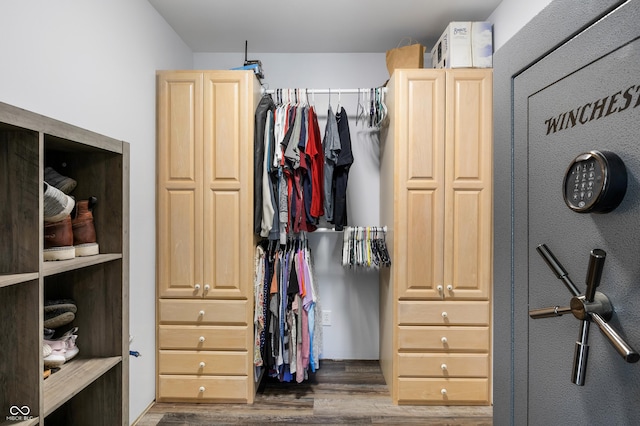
[199,386,205,393]
[199,362,206,368]
[447,284,453,291]
[441,388,447,396]
[194,284,201,291]
[199,336,205,343]
[441,337,448,344]
[441,311,448,318]
[441,363,447,370]
[199,310,205,317]
[204,284,211,292]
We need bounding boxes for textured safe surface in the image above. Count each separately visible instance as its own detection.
[493,0,640,424]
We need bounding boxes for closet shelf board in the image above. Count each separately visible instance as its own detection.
[0,272,39,289]
[42,253,122,277]
[43,356,122,416]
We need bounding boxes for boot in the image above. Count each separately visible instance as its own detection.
[72,197,99,257]
[44,215,75,261]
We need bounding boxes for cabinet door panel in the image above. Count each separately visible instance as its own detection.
[445,70,492,300]
[157,73,203,297]
[405,74,445,182]
[203,190,243,298]
[204,75,242,186]
[400,190,444,299]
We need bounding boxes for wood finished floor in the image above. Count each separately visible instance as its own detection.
[136,360,493,425]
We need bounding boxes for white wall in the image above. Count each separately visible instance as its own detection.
[488,0,554,51]
[196,52,390,360]
[0,1,192,423]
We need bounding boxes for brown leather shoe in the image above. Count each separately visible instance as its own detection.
[44,215,75,261]
[72,197,99,257]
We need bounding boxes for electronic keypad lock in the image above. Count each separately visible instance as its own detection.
[529,244,639,386]
[563,150,627,213]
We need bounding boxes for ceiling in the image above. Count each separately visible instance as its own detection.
[147,0,502,53]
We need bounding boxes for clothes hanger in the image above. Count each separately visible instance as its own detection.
[356,89,365,126]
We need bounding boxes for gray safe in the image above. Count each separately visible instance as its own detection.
[494,0,640,424]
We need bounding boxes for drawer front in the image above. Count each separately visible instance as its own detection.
[398,301,490,326]
[159,299,247,325]
[398,353,489,378]
[158,350,248,375]
[398,326,490,351]
[158,375,249,402]
[158,325,248,350]
[397,378,489,405]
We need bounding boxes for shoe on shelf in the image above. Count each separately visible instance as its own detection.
[43,348,66,368]
[43,182,75,223]
[72,197,99,257]
[44,215,75,261]
[43,343,52,358]
[44,299,77,328]
[44,327,80,366]
[44,166,77,194]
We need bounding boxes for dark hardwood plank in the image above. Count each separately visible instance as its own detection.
[135,360,492,425]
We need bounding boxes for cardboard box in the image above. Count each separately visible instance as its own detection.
[432,21,493,68]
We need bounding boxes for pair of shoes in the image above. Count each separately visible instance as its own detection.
[44,299,77,329]
[44,197,99,261]
[43,327,79,368]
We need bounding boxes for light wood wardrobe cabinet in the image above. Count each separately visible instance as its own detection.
[380,69,492,405]
[156,70,260,402]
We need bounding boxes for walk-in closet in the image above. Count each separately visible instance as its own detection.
[155,66,492,406]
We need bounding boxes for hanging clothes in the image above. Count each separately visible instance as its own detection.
[341,226,391,268]
[253,236,323,382]
[330,107,354,231]
[322,105,340,223]
[254,94,276,234]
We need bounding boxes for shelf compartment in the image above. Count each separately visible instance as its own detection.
[0,272,39,289]
[0,122,39,275]
[43,356,122,416]
[43,253,122,277]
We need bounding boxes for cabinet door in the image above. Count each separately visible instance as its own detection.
[444,70,492,300]
[396,70,446,299]
[157,72,204,298]
[202,72,254,299]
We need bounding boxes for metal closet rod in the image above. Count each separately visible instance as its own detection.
[262,88,386,95]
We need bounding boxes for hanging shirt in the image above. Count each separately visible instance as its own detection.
[322,106,341,221]
[254,94,276,234]
[331,107,354,231]
[307,106,325,218]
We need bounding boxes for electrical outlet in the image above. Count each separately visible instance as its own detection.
[322,310,332,326]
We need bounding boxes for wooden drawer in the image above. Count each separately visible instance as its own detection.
[158,375,249,402]
[398,353,489,378]
[158,350,248,375]
[159,299,247,325]
[397,378,489,405]
[398,301,490,326]
[158,325,248,350]
[398,326,489,351]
